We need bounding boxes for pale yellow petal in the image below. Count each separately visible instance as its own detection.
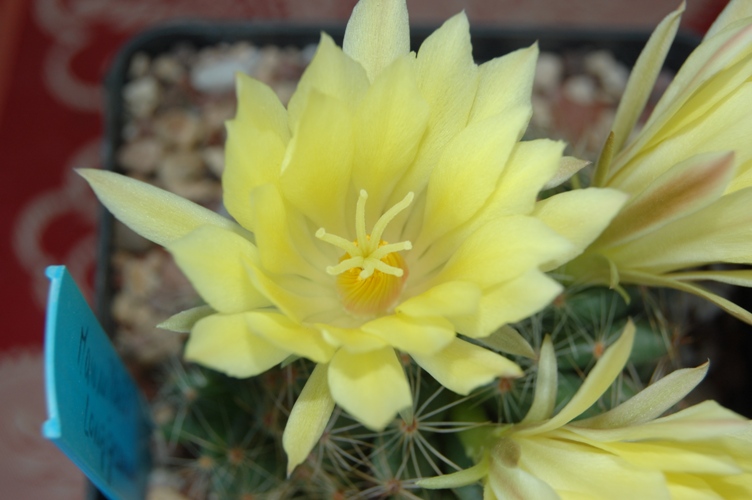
[234,72,290,142]
[493,139,566,216]
[250,183,330,281]
[669,269,752,287]
[287,33,369,130]
[454,270,563,338]
[397,281,481,319]
[361,313,456,356]
[185,313,289,377]
[389,11,478,204]
[343,0,409,82]
[406,139,564,283]
[351,55,429,222]
[606,187,752,273]
[595,152,735,248]
[428,216,572,289]
[567,400,750,443]
[78,169,246,246]
[476,325,535,359]
[517,320,635,436]
[244,261,343,324]
[168,225,271,314]
[619,270,752,324]
[328,347,411,430]
[542,156,590,191]
[283,363,335,475]
[223,122,286,230]
[608,3,683,155]
[280,90,354,236]
[488,441,559,500]
[515,436,668,498]
[157,305,215,333]
[411,338,522,395]
[417,453,489,489]
[532,187,627,269]
[419,106,531,245]
[223,74,290,229]
[245,311,336,363]
[316,324,388,353]
[575,363,708,429]
[595,441,742,475]
[469,44,537,124]
[521,335,557,424]
[705,0,752,39]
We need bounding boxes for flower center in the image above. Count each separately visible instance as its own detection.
[316,189,413,317]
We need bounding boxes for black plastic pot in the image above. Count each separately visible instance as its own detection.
[95,21,700,499]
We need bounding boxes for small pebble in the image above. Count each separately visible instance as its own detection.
[124,76,160,118]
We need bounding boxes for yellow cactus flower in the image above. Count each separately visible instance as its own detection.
[79,0,625,472]
[571,0,752,323]
[419,321,752,498]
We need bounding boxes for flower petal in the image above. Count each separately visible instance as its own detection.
[287,33,369,130]
[280,90,355,236]
[316,324,388,353]
[283,363,335,475]
[607,3,683,156]
[469,44,537,124]
[454,270,563,338]
[429,216,572,289]
[351,54,430,221]
[168,225,272,314]
[619,270,752,324]
[397,280,481,318]
[417,453,490,489]
[223,121,286,230]
[223,74,290,229]
[606,187,752,273]
[244,261,343,324]
[157,305,215,333]
[518,320,635,436]
[245,311,336,363]
[343,0,409,82]
[389,11,478,204]
[250,183,331,281]
[515,435,668,498]
[476,325,535,359]
[705,0,752,39]
[521,335,557,424]
[533,187,628,270]
[488,440,559,500]
[328,347,411,430]
[575,363,708,429]
[419,106,531,245]
[567,400,750,443]
[595,152,736,248]
[78,169,246,247]
[411,338,522,395]
[361,313,456,356]
[185,313,289,377]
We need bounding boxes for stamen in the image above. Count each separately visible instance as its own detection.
[368,241,413,261]
[326,257,364,275]
[355,189,369,250]
[368,192,414,253]
[316,228,360,256]
[370,260,404,277]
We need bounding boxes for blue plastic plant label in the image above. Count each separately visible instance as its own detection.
[42,265,151,500]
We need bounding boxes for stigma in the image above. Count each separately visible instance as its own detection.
[316,190,413,316]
